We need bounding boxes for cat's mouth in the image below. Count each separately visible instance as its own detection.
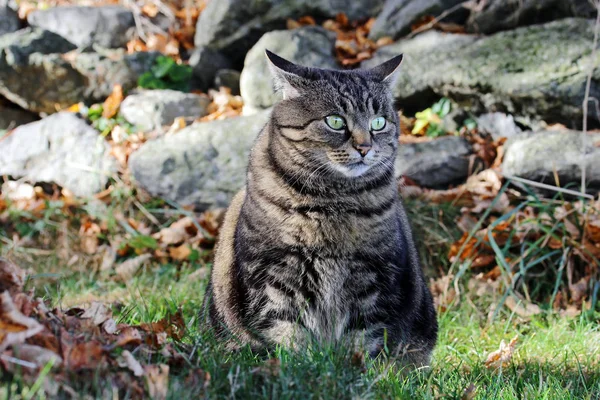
[337,160,370,177]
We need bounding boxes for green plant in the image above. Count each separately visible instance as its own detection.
[413,97,452,137]
[137,56,193,92]
[85,104,134,136]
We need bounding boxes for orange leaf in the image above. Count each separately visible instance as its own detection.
[102,84,123,119]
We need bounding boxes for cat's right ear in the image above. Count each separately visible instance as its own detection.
[265,50,308,100]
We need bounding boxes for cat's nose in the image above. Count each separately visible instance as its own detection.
[354,143,372,157]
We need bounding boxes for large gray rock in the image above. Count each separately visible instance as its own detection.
[189,46,232,91]
[130,111,477,209]
[27,6,135,48]
[466,0,595,34]
[476,112,522,141]
[364,18,600,128]
[129,110,271,209]
[0,4,19,35]
[502,130,600,191]
[396,136,475,188]
[369,0,467,40]
[0,104,37,130]
[120,89,211,131]
[0,29,159,113]
[194,0,385,64]
[0,112,116,197]
[240,27,338,113]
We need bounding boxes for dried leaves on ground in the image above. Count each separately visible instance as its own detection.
[0,259,192,397]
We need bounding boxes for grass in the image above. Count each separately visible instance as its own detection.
[2,196,600,399]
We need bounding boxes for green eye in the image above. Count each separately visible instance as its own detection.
[325,115,346,130]
[371,117,386,131]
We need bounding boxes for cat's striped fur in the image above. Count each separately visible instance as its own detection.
[203,51,437,365]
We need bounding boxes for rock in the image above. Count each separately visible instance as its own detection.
[130,111,476,209]
[129,110,271,209]
[240,27,338,113]
[27,6,135,48]
[396,136,475,188]
[0,104,37,130]
[194,0,385,65]
[502,130,600,191]
[189,46,232,91]
[466,0,595,34]
[369,0,467,40]
[476,113,522,140]
[364,19,600,128]
[120,89,210,131]
[0,112,116,197]
[0,29,159,113]
[0,4,19,35]
[214,69,241,95]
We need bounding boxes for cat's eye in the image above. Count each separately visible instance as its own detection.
[325,115,346,130]
[371,117,386,131]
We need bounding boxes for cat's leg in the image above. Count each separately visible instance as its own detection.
[261,321,308,350]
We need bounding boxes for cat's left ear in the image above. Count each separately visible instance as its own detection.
[265,50,310,100]
[368,54,403,86]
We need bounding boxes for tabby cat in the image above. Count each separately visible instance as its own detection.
[203,50,438,365]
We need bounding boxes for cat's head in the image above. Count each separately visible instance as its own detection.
[266,50,402,178]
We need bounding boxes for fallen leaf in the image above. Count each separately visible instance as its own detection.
[102,84,123,119]
[145,364,170,400]
[119,350,145,377]
[7,343,62,371]
[65,341,105,370]
[462,383,477,400]
[115,254,153,281]
[504,296,541,318]
[185,368,211,389]
[168,244,191,261]
[102,318,117,335]
[0,291,44,352]
[80,302,112,326]
[0,258,25,294]
[115,326,143,347]
[251,358,281,377]
[484,336,518,368]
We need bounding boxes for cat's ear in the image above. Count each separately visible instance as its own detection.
[369,54,403,86]
[265,50,309,99]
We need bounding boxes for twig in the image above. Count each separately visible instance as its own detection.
[582,0,600,194]
[0,354,38,369]
[406,1,471,39]
[505,174,595,200]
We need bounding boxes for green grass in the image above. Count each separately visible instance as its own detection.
[2,196,600,399]
[2,256,596,399]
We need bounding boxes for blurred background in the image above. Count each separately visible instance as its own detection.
[0,0,599,398]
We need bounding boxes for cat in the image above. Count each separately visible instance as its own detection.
[202,50,438,365]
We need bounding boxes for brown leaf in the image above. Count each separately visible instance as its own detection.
[145,364,170,400]
[484,335,518,368]
[154,217,195,245]
[80,302,112,326]
[0,291,44,352]
[115,254,153,282]
[119,350,145,377]
[115,326,143,347]
[169,244,192,261]
[252,358,281,377]
[102,84,123,119]
[462,383,477,400]
[103,318,117,335]
[64,341,105,370]
[7,343,62,371]
[185,368,211,389]
[0,258,25,294]
[504,296,541,318]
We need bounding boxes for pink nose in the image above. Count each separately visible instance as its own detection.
[354,144,371,157]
